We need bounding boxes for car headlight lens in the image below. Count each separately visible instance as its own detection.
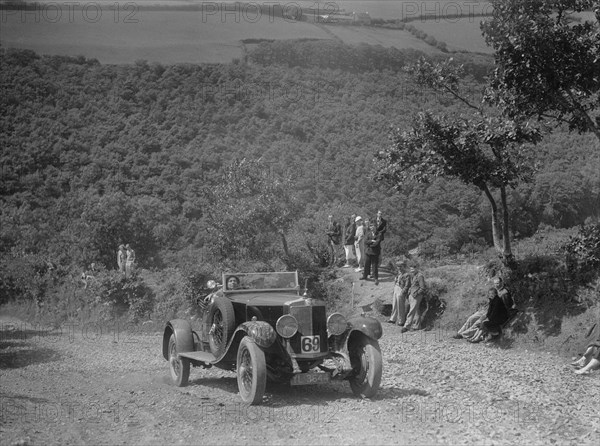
[276,315,298,338]
[327,313,347,336]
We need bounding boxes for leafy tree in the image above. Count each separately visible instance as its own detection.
[202,158,299,266]
[481,0,600,144]
[375,58,541,265]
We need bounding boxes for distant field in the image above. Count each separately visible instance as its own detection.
[0,1,496,63]
[0,8,333,64]
[323,25,443,54]
[410,17,493,54]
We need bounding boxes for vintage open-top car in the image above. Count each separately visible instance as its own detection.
[162,271,383,404]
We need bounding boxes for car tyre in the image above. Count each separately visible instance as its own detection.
[349,337,382,398]
[236,336,267,405]
[208,296,235,358]
[169,334,190,387]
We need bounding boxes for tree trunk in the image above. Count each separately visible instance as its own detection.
[482,184,515,267]
[500,186,515,266]
[482,184,503,253]
[278,229,290,259]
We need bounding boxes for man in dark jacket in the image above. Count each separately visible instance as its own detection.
[360,222,381,285]
[375,210,387,266]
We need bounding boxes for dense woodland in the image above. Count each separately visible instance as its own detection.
[1,41,599,315]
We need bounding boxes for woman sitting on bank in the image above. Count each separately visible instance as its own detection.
[468,288,509,343]
[572,322,600,375]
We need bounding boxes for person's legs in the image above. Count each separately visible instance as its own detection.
[372,255,379,284]
[389,285,401,323]
[354,244,363,272]
[575,358,600,374]
[403,293,423,331]
[362,255,372,279]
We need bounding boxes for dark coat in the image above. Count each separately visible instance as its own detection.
[365,230,381,256]
[344,222,356,245]
[376,217,387,241]
[483,295,509,333]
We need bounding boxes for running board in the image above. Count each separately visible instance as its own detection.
[179,351,216,364]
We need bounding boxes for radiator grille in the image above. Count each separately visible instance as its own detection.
[290,305,313,335]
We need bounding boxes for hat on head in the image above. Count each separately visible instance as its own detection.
[355,216,362,222]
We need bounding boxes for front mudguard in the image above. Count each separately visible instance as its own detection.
[216,321,278,364]
[162,319,194,360]
[329,315,383,357]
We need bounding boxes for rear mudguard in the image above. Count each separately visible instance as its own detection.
[162,319,194,360]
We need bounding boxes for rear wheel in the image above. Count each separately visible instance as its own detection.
[236,336,267,405]
[168,334,190,387]
[349,337,382,398]
[208,296,235,358]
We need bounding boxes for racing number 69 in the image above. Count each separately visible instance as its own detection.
[301,335,320,352]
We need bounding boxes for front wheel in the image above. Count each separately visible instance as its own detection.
[349,337,382,398]
[169,334,190,387]
[236,336,267,405]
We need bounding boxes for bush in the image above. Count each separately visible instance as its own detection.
[88,270,154,323]
[564,222,600,284]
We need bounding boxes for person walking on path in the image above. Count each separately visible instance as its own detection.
[360,222,381,285]
[354,216,365,272]
[389,262,411,325]
[326,215,342,268]
[117,245,126,273]
[125,244,136,277]
[343,215,356,267]
[401,263,427,332]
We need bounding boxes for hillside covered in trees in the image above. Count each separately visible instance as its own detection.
[1,42,599,315]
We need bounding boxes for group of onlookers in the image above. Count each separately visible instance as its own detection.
[327,211,387,285]
[117,244,136,277]
[388,262,428,333]
[453,277,518,343]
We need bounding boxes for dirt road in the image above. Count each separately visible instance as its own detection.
[1,313,598,446]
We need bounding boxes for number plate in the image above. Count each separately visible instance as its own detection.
[300,335,321,352]
[290,372,331,386]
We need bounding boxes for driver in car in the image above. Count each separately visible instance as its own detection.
[227,276,240,290]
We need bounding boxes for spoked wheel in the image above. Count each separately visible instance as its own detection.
[236,336,266,405]
[208,296,235,358]
[169,334,190,387]
[349,337,382,398]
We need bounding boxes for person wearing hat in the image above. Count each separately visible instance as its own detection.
[343,215,356,268]
[117,245,126,273]
[354,216,365,272]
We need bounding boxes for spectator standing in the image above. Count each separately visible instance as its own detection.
[343,215,356,268]
[389,262,411,325]
[354,216,365,272]
[376,210,387,266]
[117,245,126,273]
[326,215,342,268]
[125,244,136,277]
[360,222,381,285]
[401,263,427,332]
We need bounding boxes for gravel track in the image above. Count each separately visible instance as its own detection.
[1,315,599,446]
